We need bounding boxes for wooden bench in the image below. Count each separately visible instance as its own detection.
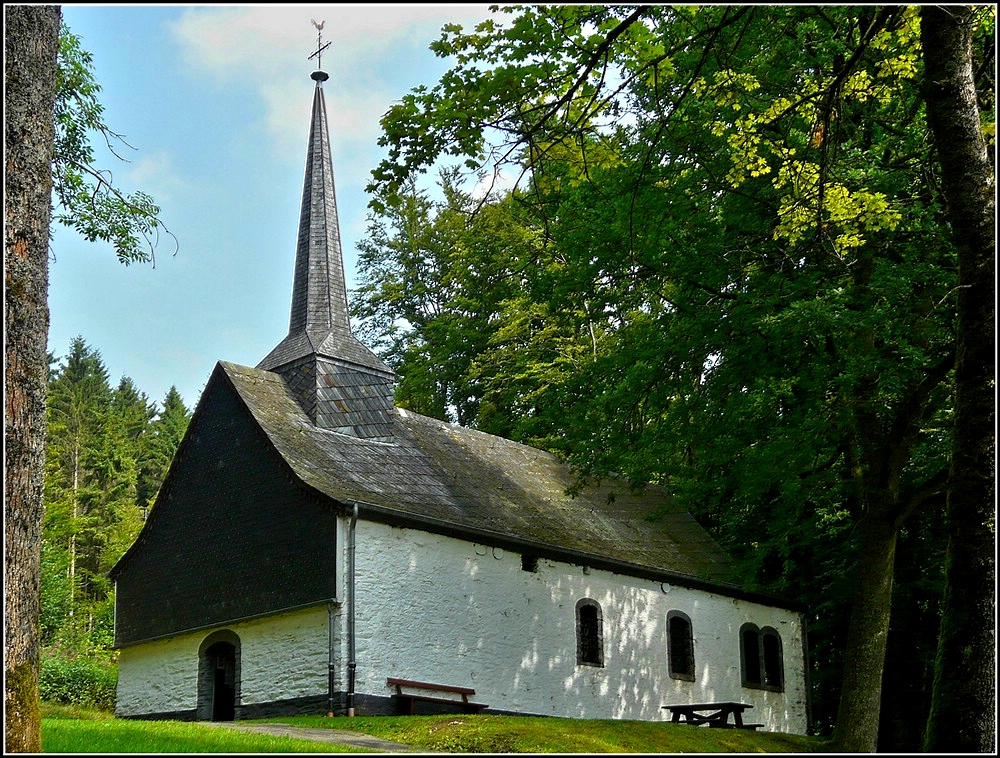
[386,677,488,715]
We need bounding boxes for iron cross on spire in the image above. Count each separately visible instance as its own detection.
[309,19,332,70]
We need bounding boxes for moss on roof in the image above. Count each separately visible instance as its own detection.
[220,361,740,589]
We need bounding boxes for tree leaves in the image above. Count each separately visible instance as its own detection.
[51,24,174,265]
[354,5,991,742]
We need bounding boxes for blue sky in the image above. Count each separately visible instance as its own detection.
[49,4,501,411]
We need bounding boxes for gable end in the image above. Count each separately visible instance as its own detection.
[112,364,338,646]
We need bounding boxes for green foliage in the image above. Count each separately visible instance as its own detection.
[137,386,190,512]
[355,4,994,745]
[39,541,72,644]
[39,653,117,712]
[47,597,117,658]
[41,337,190,661]
[354,168,526,426]
[52,24,174,264]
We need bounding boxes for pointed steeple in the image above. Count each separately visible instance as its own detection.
[258,39,395,442]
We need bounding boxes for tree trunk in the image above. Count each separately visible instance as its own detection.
[4,4,62,753]
[69,444,79,616]
[830,509,899,752]
[921,6,996,752]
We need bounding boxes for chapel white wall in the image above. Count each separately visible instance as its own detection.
[351,520,809,734]
[116,633,199,717]
[116,605,329,718]
[117,520,808,734]
[238,605,329,705]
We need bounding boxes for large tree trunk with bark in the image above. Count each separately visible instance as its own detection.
[921,6,996,753]
[4,4,62,752]
[830,509,898,752]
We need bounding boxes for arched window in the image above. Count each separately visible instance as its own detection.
[761,627,784,689]
[667,611,695,681]
[739,623,784,692]
[740,624,762,687]
[576,598,604,667]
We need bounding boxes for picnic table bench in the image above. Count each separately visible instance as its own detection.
[386,677,488,715]
[661,702,762,729]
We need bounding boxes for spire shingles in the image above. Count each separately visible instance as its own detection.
[258,69,395,441]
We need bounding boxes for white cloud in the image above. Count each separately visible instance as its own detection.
[124,150,189,204]
[255,75,397,164]
[170,5,494,74]
[169,5,498,162]
[470,163,524,201]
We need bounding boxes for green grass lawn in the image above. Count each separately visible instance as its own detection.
[42,703,835,753]
[40,705,359,753]
[258,713,833,753]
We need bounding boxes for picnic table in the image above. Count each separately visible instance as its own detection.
[661,702,761,729]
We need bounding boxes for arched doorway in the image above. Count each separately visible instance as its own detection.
[198,630,240,721]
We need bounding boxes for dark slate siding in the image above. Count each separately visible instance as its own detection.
[274,354,395,440]
[113,369,337,646]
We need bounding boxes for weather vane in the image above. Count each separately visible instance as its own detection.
[309,19,332,70]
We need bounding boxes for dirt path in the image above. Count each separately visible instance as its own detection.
[202,721,417,752]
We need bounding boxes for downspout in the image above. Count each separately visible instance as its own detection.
[326,601,335,717]
[347,501,358,717]
[801,610,812,734]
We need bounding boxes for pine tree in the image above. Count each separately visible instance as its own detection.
[44,337,112,618]
[138,386,190,516]
[42,340,162,655]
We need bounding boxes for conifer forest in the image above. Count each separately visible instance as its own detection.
[41,337,190,664]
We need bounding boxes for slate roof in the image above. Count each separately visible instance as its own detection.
[256,74,391,377]
[219,360,750,594]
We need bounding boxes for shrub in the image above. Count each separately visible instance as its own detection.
[40,654,118,712]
